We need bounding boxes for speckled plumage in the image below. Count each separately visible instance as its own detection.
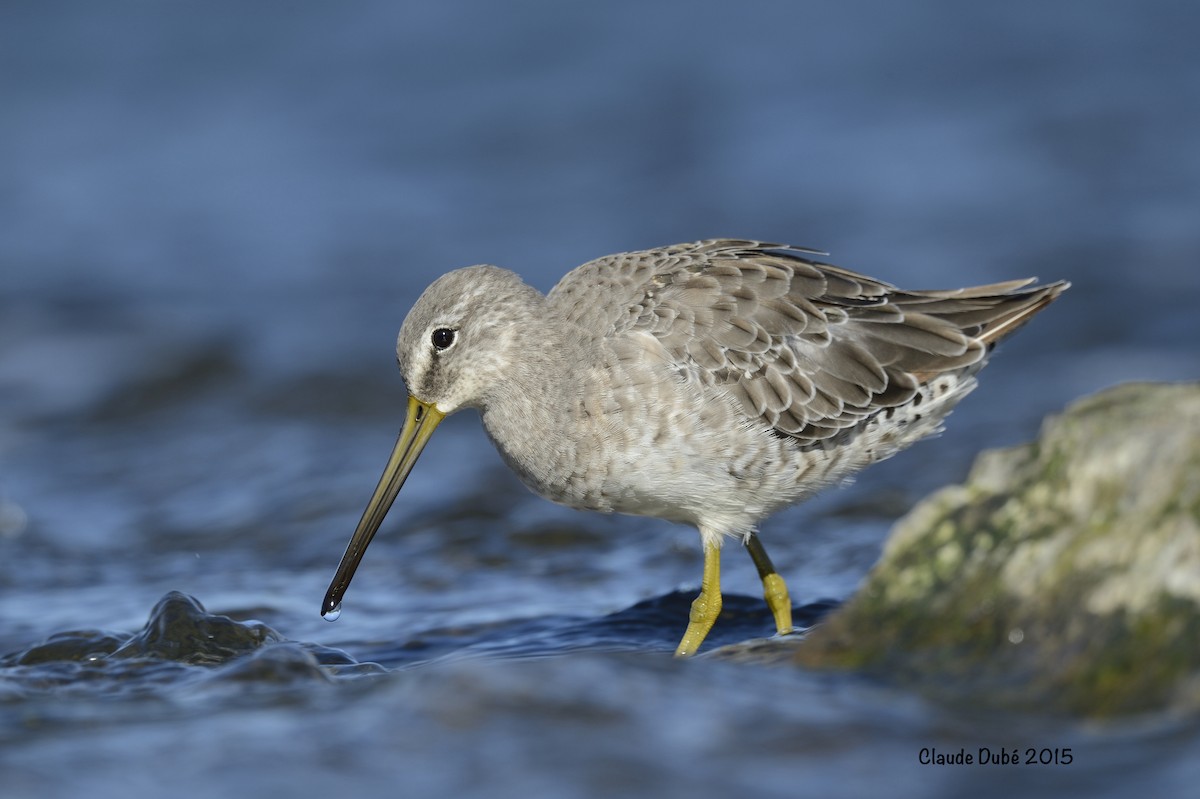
[324,238,1068,654]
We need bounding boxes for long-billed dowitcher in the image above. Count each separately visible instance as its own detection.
[322,239,1067,655]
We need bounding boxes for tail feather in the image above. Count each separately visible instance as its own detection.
[977,280,1070,345]
[901,279,1069,383]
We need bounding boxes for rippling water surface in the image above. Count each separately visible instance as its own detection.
[2,2,1198,797]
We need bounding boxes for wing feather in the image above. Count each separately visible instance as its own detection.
[549,239,1067,446]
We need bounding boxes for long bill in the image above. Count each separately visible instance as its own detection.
[321,394,445,618]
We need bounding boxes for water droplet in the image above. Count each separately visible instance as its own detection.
[322,602,342,622]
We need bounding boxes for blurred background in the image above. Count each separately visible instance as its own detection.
[1,2,1198,797]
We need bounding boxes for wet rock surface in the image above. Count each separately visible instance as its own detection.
[1,592,371,693]
[110,592,283,665]
[792,382,1200,716]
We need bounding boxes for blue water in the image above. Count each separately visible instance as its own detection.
[2,2,1199,797]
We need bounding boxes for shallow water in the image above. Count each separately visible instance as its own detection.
[2,2,1199,797]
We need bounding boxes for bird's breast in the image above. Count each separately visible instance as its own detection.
[478,355,800,532]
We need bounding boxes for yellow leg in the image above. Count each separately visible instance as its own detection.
[744,532,794,635]
[674,542,722,657]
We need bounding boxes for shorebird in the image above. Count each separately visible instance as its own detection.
[322,239,1067,655]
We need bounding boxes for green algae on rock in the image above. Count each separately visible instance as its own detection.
[794,382,1200,716]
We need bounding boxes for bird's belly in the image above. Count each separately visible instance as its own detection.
[480,364,816,536]
[511,415,811,538]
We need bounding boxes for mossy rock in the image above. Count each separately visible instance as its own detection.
[794,382,1200,717]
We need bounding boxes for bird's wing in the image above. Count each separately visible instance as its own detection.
[549,239,1062,445]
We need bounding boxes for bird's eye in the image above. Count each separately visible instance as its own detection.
[431,328,456,350]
